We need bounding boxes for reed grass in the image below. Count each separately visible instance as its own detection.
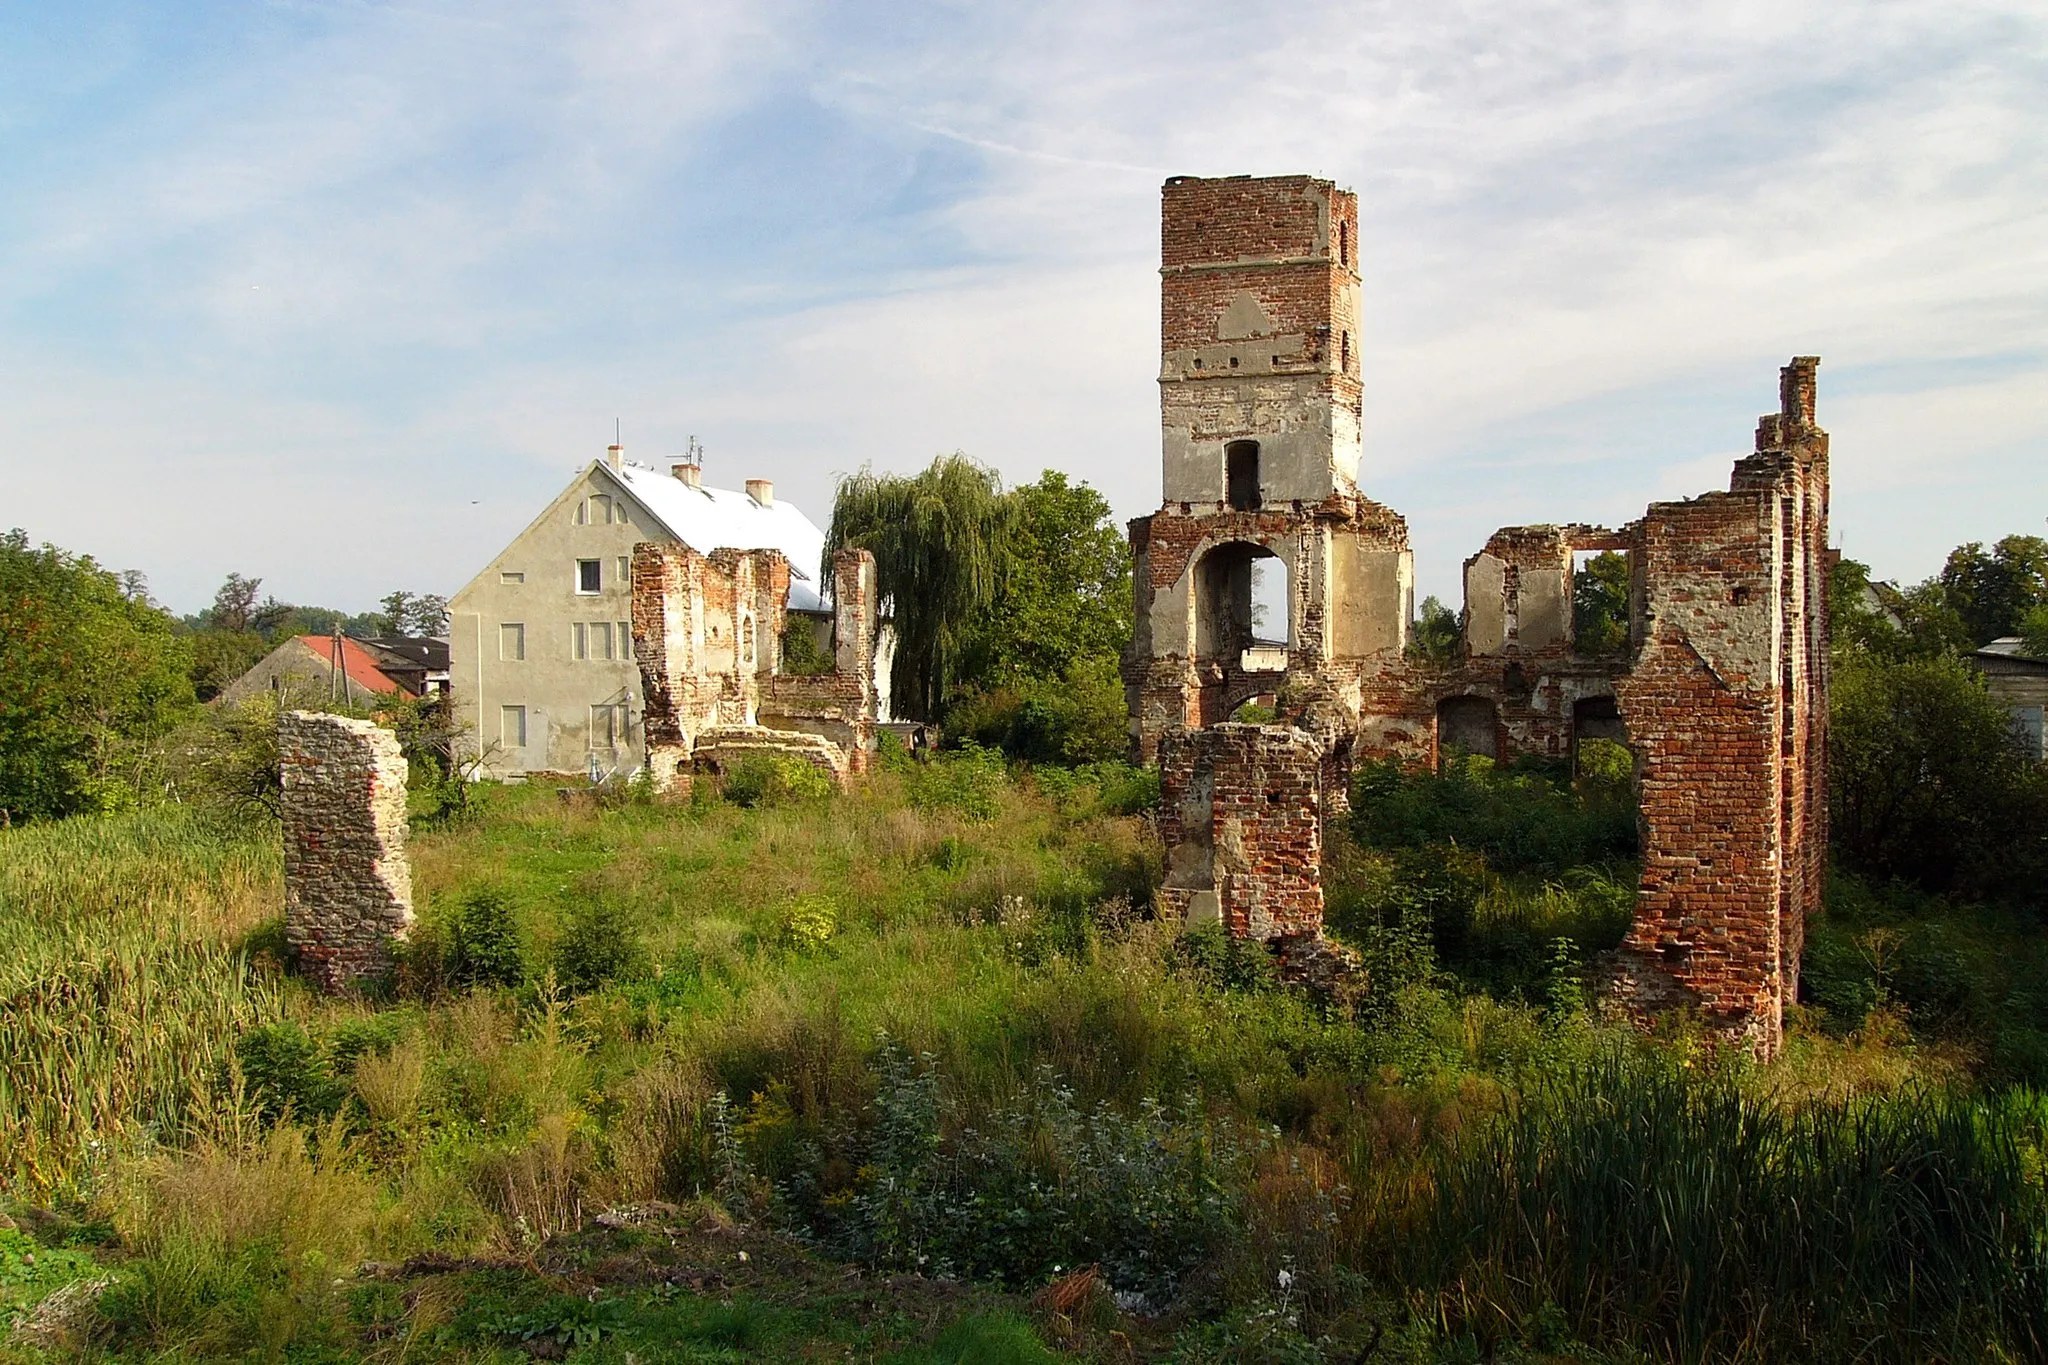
[0,807,282,1199]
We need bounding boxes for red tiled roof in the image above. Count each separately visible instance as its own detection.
[296,636,406,696]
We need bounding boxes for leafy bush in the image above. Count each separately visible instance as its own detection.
[785,1046,1245,1304]
[721,753,836,808]
[1350,755,1636,876]
[908,744,1009,821]
[1831,651,2048,898]
[235,1021,345,1123]
[780,896,839,953]
[943,657,1127,766]
[444,889,525,990]
[549,900,645,993]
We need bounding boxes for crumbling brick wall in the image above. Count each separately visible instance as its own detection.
[632,543,882,792]
[279,710,413,992]
[1125,174,1830,1052]
[1608,359,1829,1050]
[1157,723,1323,940]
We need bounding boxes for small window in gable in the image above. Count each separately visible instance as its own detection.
[589,494,612,525]
[577,559,601,593]
[500,570,525,585]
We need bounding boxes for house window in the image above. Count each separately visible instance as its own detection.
[589,703,623,749]
[577,559,601,593]
[618,622,632,660]
[499,623,525,661]
[572,622,587,660]
[500,571,525,585]
[2018,705,2046,761]
[501,705,527,748]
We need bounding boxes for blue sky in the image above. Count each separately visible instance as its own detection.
[2,0,2044,614]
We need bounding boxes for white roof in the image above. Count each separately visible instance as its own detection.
[611,462,830,612]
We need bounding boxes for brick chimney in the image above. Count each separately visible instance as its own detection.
[746,478,774,508]
[672,461,701,489]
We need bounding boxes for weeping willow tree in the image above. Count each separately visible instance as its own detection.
[826,454,1016,721]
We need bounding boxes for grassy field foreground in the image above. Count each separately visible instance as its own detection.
[3,749,2046,1363]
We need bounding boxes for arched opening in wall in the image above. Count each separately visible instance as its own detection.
[1437,696,1499,764]
[1572,695,1631,781]
[1194,541,1291,676]
[1226,441,1261,511]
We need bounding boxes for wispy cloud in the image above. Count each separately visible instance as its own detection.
[0,0,2042,609]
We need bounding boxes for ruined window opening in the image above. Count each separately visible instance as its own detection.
[1436,695,1499,764]
[1571,695,1631,778]
[1194,540,1289,680]
[1226,441,1261,511]
[1572,550,1630,657]
[1341,331,1350,371]
[1339,220,1350,266]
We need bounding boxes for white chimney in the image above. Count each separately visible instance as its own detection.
[746,478,774,508]
[672,462,701,489]
[606,443,623,471]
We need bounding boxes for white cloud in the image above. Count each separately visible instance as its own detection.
[0,0,2042,612]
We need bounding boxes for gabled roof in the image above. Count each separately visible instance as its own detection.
[609,463,830,612]
[1976,637,2048,668]
[296,635,407,696]
[362,636,452,673]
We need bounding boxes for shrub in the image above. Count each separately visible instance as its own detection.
[721,753,835,808]
[550,900,645,993]
[1350,755,1636,876]
[908,744,1009,821]
[444,889,525,990]
[780,896,838,954]
[234,1022,345,1123]
[787,1045,1246,1305]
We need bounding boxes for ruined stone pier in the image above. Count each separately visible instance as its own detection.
[279,710,414,991]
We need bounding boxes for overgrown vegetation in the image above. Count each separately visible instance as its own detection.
[6,737,2045,1363]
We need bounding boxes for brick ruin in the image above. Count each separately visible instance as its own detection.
[279,709,415,991]
[630,542,886,793]
[1126,174,1829,1051]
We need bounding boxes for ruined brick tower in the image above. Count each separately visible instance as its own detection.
[1129,172,1829,1054]
[1128,176,1414,760]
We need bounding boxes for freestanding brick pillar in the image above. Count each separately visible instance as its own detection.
[1157,723,1325,941]
[279,710,414,991]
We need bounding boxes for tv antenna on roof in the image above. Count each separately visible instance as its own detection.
[686,434,704,469]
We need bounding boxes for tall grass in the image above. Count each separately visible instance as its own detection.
[0,807,282,1199]
[1406,1053,2048,1361]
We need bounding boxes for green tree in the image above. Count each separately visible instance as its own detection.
[2020,603,2048,661]
[1830,650,2047,896]
[957,470,1131,689]
[0,530,196,820]
[1939,535,2048,647]
[1408,595,1461,664]
[827,454,1017,722]
[1572,552,1630,656]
